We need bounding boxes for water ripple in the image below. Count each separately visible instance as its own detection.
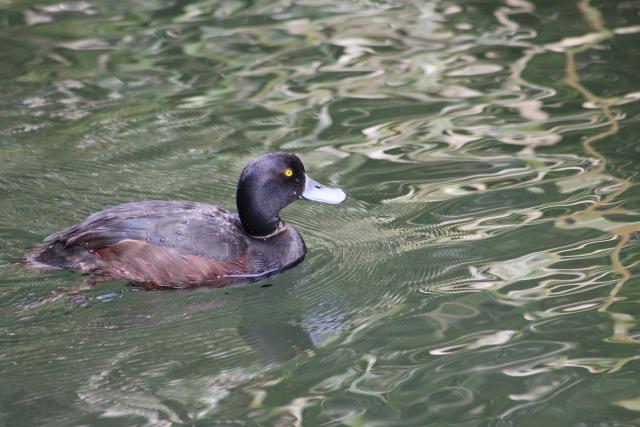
[1,0,640,426]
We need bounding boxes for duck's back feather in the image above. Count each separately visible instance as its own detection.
[45,200,247,261]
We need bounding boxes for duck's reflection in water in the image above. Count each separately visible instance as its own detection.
[73,280,348,424]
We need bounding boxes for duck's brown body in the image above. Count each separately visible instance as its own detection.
[28,201,306,289]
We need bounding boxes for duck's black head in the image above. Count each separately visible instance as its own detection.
[236,152,346,237]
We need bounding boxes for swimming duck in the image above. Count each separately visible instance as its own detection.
[27,153,346,289]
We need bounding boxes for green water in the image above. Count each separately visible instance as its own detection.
[2,0,640,425]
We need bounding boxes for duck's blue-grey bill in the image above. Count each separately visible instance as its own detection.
[301,174,347,204]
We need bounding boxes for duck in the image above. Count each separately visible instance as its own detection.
[27,152,347,289]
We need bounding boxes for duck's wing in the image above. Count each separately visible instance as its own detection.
[40,201,254,287]
[46,200,248,261]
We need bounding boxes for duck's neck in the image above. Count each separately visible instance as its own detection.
[237,189,282,238]
[239,208,282,237]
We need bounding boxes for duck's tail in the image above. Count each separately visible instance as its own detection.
[25,243,69,270]
[26,242,104,272]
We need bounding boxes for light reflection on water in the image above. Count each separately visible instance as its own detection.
[1,0,640,425]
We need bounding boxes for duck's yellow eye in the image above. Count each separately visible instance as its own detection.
[284,169,293,177]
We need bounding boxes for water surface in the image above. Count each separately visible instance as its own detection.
[1,0,640,425]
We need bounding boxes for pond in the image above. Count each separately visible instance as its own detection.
[1,0,640,425]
